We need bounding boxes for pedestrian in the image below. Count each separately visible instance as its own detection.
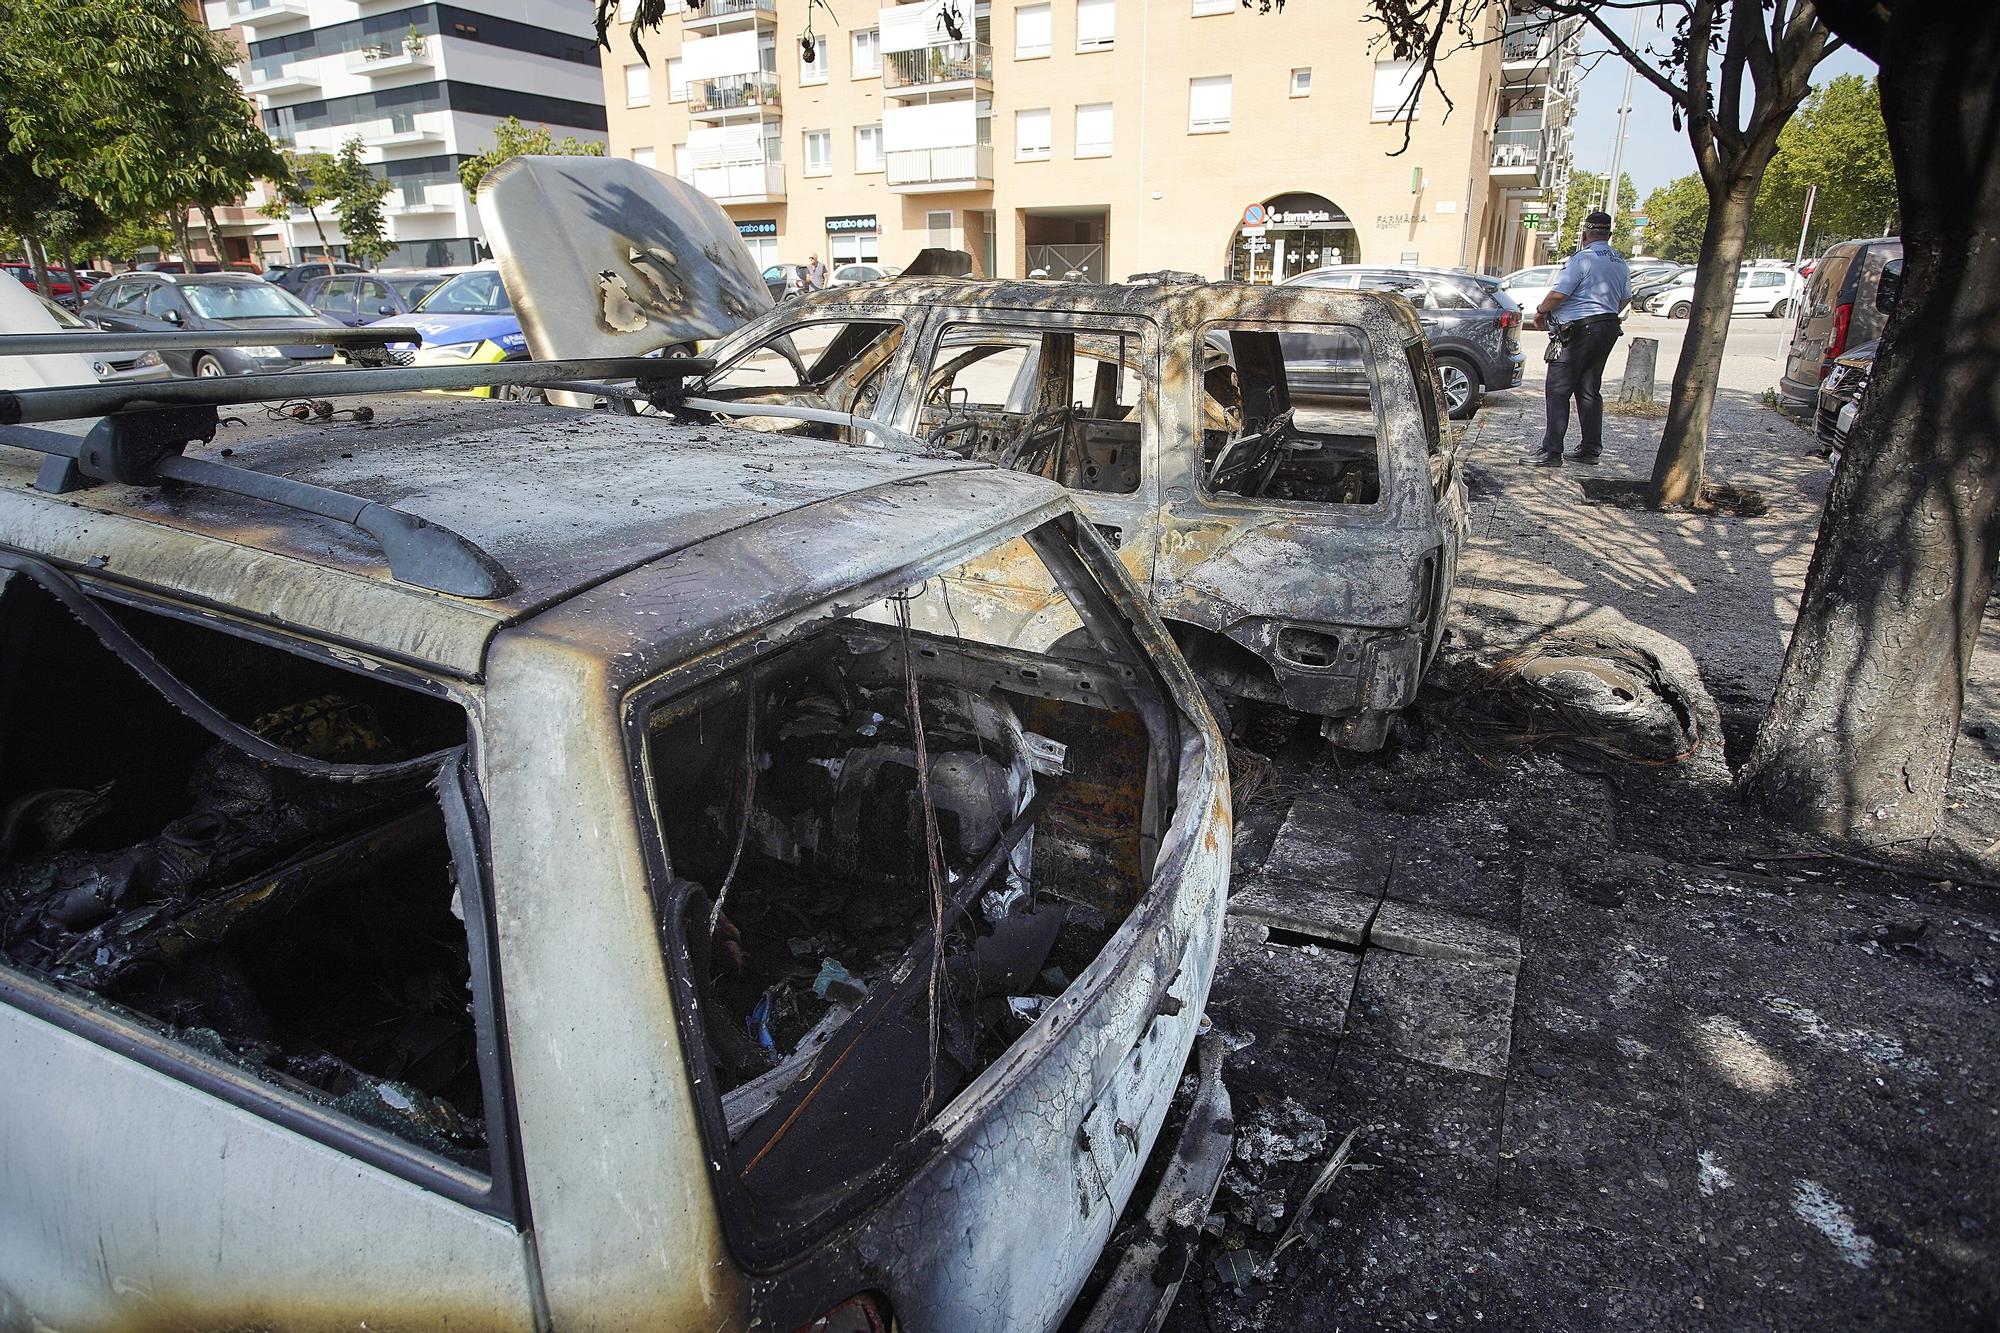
[806,253,828,291]
[1523,210,1631,466]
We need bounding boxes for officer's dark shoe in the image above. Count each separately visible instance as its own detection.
[1523,450,1563,466]
[1567,450,1602,463]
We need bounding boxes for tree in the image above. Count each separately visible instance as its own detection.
[1551,170,1637,256]
[1743,0,2000,844]
[328,139,394,268]
[1,0,282,266]
[459,117,607,203]
[1642,174,1709,263]
[262,148,341,258]
[98,215,173,269]
[1748,73,1897,255]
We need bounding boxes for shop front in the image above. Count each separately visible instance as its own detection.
[1225,192,1363,284]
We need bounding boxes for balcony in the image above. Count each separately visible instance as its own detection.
[346,40,436,79]
[227,0,311,35]
[389,182,464,216]
[1501,21,1553,68]
[689,74,782,119]
[685,161,786,204]
[883,41,993,95]
[1489,127,1543,176]
[243,58,320,97]
[885,143,994,193]
[684,0,777,31]
[358,113,448,150]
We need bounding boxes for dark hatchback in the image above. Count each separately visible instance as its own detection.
[300,270,452,325]
[80,272,347,377]
[1815,340,1875,453]
[1280,265,1523,418]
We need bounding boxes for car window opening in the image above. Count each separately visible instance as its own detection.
[1200,323,1384,505]
[916,324,1144,496]
[0,578,490,1171]
[639,524,1176,1249]
[696,318,907,439]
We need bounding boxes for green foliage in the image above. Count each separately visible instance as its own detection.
[1548,171,1638,256]
[459,117,607,202]
[98,215,173,264]
[1750,74,1898,254]
[2,0,283,224]
[329,139,393,268]
[1641,174,1709,263]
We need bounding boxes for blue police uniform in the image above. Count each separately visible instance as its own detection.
[1535,240,1631,461]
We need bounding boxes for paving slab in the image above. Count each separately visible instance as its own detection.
[1253,790,1399,896]
[1369,897,1523,962]
[1345,948,1519,1078]
[1322,1045,1506,1192]
[1207,916,1361,1038]
[1228,877,1379,947]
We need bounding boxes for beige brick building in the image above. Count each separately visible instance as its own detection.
[599,0,1579,282]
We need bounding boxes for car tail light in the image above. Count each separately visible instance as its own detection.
[796,1294,891,1332]
[1820,301,1854,379]
[1497,309,1517,330]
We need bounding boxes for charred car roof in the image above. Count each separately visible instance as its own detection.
[0,401,1052,679]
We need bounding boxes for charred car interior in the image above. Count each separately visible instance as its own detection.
[0,573,492,1168]
[638,523,1184,1252]
[1198,324,1385,506]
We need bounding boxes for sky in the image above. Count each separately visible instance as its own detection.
[1565,9,1879,201]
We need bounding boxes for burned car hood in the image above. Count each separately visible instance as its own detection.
[478,155,771,362]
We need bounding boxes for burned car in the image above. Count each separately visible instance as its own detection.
[611,270,1467,749]
[0,183,1230,1331]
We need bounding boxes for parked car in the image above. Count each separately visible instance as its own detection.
[79,271,346,376]
[265,260,364,294]
[301,268,458,325]
[761,262,796,302]
[1282,265,1522,419]
[1646,265,1802,319]
[1497,263,1563,316]
[0,365,1231,1331]
[366,263,528,396]
[1779,236,1903,407]
[828,262,903,286]
[21,282,172,383]
[1630,263,1694,308]
[1,263,88,304]
[1814,339,1876,453]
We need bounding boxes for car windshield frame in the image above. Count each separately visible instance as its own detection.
[181,281,318,320]
[414,270,513,316]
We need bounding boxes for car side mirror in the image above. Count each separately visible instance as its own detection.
[378,304,396,315]
[162,308,182,325]
[1875,264,1902,315]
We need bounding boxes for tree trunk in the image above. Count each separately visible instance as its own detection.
[24,234,52,300]
[1744,2,2000,842]
[58,241,76,291]
[170,212,195,268]
[1649,174,1756,507]
[200,202,227,266]
[307,206,330,257]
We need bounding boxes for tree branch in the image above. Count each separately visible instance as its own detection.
[1548,0,1691,109]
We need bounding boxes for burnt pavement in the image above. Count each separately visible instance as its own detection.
[1165,343,2000,1332]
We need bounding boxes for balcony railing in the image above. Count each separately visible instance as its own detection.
[883,41,993,91]
[686,0,776,20]
[229,0,311,27]
[689,74,781,114]
[1502,23,1549,61]
[244,57,320,92]
[1490,127,1543,169]
[685,161,785,201]
[885,143,994,189]
[346,40,435,75]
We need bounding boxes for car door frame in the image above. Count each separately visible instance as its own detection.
[890,303,1165,614]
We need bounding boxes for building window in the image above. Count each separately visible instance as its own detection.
[632,146,656,168]
[667,57,687,103]
[1074,101,1112,157]
[804,129,832,175]
[852,27,881,78]
[1191,0,1231,13]
[855,123,884,173]
[1372,59,1421,122]
[1015,106,1051,160]
[927,210,953,247]
[624,62,651,108]
[1291,66,1312,97]
[1188,75,1231,133]
[673,142,691,180]
[800,34,828,84]
[1076,0,1114,50]
[830,232,880,265]
[1015,3,1051,58]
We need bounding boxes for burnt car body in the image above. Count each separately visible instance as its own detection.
[1815,339,1875,452]
[0,206,1231,1328]
[654,276,1468,749]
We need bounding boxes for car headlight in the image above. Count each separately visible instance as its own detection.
[239,345,285,359]
[419,341,485,361]
[133,351,163,368]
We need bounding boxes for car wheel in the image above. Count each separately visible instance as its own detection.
[194,354,226,378]
[1768,298,1791,319]
[1669,301,1692,320]
[1437,356,1482,420]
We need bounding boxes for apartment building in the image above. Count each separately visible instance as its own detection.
[600,0,1581,282]
[203,0,608,267]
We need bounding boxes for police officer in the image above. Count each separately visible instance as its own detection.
[1524,211,1631,465]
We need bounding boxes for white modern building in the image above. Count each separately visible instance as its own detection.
[1486,0,1585,263]
[203,0,608,267]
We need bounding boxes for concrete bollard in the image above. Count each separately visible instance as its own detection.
[1619,337,1659,405]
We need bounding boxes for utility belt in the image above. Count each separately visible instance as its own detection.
[1545,312,1621,362]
